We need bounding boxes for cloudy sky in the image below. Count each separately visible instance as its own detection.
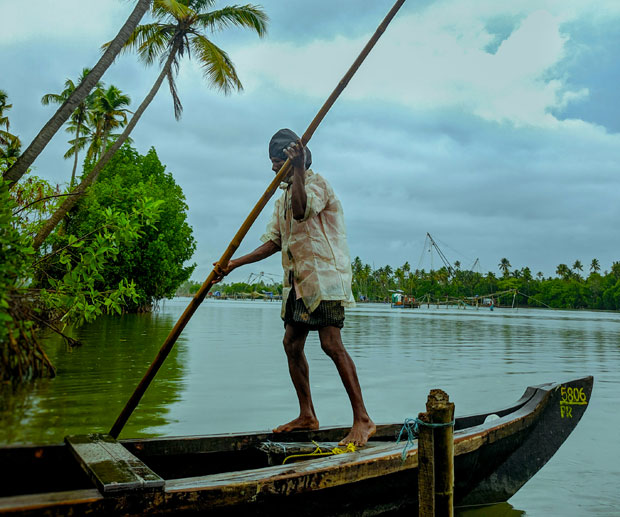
[2,0,620,282]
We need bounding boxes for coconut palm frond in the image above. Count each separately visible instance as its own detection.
[190,35,242,94]
[139,25,177,65]
[63,136,91,159]
[0,89,13,132]
[77,68,93,82]
[152,0,193,21]
[190,0,217,11]
[0,129,17,146]
[62,78,77,93]
[0,109,10,130]
[110,23,164,63]
[0,133,21,159]
[109,133,133,146]
[196,5,268,37]
[166,64,184,120]
[40,93,66,106]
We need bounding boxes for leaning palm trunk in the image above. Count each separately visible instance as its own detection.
[33,47,179,251]
[2,0,151,188]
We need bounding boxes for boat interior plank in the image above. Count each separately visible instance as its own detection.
[65,433,164,494]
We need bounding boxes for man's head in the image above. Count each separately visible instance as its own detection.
[269,128,312,175]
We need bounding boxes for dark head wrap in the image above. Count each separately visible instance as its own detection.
[269,128,312,170]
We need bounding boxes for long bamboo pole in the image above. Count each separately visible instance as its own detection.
[109,0,407,439]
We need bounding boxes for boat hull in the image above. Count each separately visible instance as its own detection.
[0,376,593,516]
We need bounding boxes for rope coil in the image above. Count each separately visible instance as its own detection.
[397,417,455,461]
[282,441,357,464]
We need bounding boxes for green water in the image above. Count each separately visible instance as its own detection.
[1,299,618,516]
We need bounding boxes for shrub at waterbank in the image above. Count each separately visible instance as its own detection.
[0,178,54,380]
[1,171,161,382]
[2,87,195,382]
[54,144,196,311]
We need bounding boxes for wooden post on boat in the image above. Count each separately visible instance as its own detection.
[418,389,455,517]
[417,410,434,516]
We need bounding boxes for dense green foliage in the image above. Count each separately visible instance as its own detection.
[351,257,620,310]
[56,145,196,310]
[1,91,196,381]
[0,178,35,355]
[2,170,162,380]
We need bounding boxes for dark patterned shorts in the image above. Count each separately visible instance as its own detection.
[283,290,345,330]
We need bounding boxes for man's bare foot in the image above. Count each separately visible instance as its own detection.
[273,415,320,433]
[338,419,376,446]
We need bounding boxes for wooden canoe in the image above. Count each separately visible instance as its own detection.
[0,376,592,516]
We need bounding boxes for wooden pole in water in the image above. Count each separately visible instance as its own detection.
[109,0,407,439]
[418,389,455,517]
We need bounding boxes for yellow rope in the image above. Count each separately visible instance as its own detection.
[282,441,357,464]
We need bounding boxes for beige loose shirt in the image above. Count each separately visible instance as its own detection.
[260,169,355,317]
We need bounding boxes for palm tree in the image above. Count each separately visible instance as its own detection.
[3,0,152,188]
[1,90,15,145]
[90,85,132,158]
[394,267,405,290]
[64,117,133,169]
[33,0,268,250]
[41,69,101,188]
[556,263,571,280]
[0,89,11,136]
[590,258,600,273]
[402,261,412,292]
[0,90,21,160]
[0,138,22,161]
[498,258,511,278]
[62,84,133,173]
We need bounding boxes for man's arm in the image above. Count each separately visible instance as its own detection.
[212,240,280,283]
[285,140,307,220]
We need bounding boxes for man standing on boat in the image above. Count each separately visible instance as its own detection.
[214,128,375,446]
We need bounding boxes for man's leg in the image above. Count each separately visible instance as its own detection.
[273,323,320,432]
[318,326,375,446]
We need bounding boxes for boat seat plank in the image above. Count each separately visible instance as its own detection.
[65,433,164,494]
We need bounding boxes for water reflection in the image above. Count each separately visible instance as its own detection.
[456,502,525,516]
[0,311,188,443]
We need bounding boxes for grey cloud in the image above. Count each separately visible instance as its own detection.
[3,2,620,283]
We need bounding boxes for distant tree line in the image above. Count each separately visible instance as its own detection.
[351,256,620,310]
[177,279,282,298]
[178,256,620,311]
